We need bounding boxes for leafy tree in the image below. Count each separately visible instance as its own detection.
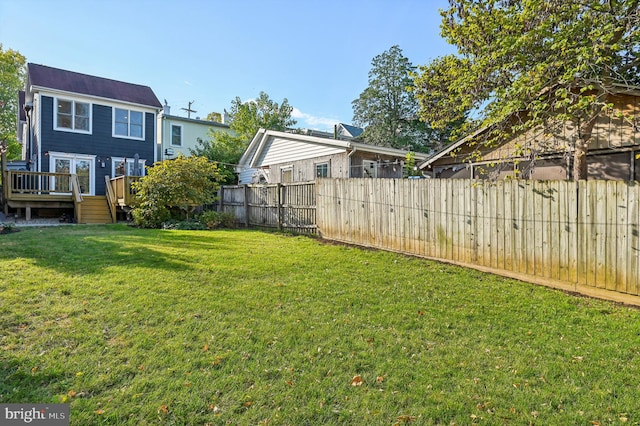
[191,91,296,184]
[352,45,436,152]
[227,91,296,141]
[205,112,222,123]
[404,152,422,177]
[413,0,640,180]
[0,45,26,160]
[131,155,221,228]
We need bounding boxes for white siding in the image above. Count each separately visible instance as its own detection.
[255,136,345,167]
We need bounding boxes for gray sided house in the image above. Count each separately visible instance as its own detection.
[420,86,640,180]
[237,128,428,184]
[21,63,162,195]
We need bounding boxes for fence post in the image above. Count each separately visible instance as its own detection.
[277,183,283,231]
[243,184,249,227]
[218,186,224,213]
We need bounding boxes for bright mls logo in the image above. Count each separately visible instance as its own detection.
[1,404,69,425]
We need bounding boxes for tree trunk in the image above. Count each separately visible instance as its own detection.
[572,108,602,181]
[572,138,588,180]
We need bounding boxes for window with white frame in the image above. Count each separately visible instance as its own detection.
[114,108,144,139]
[112,157,147,177]
[281,166,293,183]
[315,162,329,178]
[55,98,91,132]
[171,124,182,146]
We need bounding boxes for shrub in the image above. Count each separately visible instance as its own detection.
[162,219,207,230]
[199,210,236,229]
[130,155,221,228]
[131,202,171,229]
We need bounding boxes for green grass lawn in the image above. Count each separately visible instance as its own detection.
[1,225,639,425]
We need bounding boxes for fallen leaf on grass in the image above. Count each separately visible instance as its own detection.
[158,405,168,414]
[376,376,385,383]
[94,409,104,415]
[350,375,363,386]
[202,344,209,352]
[396,414,417,423]
[67,390,76,398]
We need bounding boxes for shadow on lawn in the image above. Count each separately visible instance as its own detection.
[0,225,232,277]
[0,355,64,403]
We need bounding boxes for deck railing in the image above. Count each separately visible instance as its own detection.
[3,170,75,200]
[109,175,141,207]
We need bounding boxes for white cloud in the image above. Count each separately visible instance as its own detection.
[291,107,341,132]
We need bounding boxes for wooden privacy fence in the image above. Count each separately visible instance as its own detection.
[219,182,316,233]
[316,178,640,298]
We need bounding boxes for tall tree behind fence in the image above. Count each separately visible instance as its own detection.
[219,182,316,234]
[316,178,640,296]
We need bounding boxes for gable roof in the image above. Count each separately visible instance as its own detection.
[338,123,363,138]
[418,125,488,169]
[27,63,162,108]
[420,82,640,170]
[240,128,428,169]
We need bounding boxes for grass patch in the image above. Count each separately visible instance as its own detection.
[1,225,639,425]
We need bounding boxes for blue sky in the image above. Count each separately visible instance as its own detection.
[0,0,455,131]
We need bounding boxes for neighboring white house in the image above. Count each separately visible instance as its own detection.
[236,128,429,184]
[157,104,233,161]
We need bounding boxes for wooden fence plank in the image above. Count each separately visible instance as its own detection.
[616,181,628,293]
[226,177,640,300]
[594,181,607,288]
[629,182,640,295]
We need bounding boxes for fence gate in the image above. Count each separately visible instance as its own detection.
[219,182,316,234]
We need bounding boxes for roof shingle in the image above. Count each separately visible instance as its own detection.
[28,63,162,108]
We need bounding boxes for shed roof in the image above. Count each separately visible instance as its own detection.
[240,128,429,169]
[27,63,162,108]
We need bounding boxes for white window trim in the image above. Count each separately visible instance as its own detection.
[48,151,96,195]
[54,97,92,134]
[111,157,147,177]
[170,124,183,146]
[112,107,146,141]
[315,161,329,178]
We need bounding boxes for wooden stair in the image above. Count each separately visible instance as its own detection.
[77,196,114,224]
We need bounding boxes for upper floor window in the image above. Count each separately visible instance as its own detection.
[55,98,91,133]
[171,124,182,146]
[114,108,144,140]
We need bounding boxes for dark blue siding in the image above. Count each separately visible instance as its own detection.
[40,96,156,195]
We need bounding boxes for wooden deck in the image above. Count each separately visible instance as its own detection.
[2,170,141,223]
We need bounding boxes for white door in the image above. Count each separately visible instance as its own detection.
[50,153,95,195]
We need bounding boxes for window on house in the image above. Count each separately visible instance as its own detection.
[112,157,147,177]
[114,108,144,139]
[171,124,182,146]
[315,162,329,178]
[363,160,378,178]
[281,166,293,183]
[55,99,91,132]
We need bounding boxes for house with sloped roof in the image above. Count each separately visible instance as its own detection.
[237,128,428,184]
[5,63,162,222]
[157,103,233,161]
[419,85,640,180]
